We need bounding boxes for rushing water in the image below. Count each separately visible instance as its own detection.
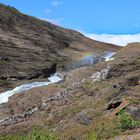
[102,52,116,61]
[0,73,62,104]
[0,51,116,105]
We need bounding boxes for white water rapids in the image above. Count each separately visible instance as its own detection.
[0,73,62,104]
[0,52,116,105]
[102,52,116,61]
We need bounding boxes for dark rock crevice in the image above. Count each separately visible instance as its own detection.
[107,101,122,110]
[0,63,58,81]
[39,63,57,78]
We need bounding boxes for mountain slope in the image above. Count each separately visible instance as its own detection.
[0,43,139,140]
[0,4,119,92]
[0,4,140,140]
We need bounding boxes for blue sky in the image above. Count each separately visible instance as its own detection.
[1,0,140,45]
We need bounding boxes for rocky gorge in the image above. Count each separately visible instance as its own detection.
[0,51,115,105]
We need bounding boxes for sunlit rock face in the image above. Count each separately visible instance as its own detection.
[90,67,110,82]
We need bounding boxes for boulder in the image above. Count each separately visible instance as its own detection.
[75,112,92,125]
[126,105,140,121]
[90,67,110,82]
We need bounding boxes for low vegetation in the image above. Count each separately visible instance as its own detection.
[129,98,140,105]
[85,117,120,140]
[116,109,140,130]
[0,128,59,140]
[83,81,108,92]
[84,109,140,140]
[0,60,8,65]
[0,3,20,14]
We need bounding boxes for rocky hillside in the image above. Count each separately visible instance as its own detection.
[0,4,120,93]
[0,41,140,140]
[1,3,140,140]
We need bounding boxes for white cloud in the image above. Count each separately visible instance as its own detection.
[84,33,140,46]
[51,0,63,6]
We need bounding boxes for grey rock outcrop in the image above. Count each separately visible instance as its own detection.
[126,105,140,121]
[90,66,110,82]
[75,112,92,125]
[0,107,38,126]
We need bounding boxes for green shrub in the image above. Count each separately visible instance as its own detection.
[116,110,140,130]
[85,132,97,140]
[0,60,8,65]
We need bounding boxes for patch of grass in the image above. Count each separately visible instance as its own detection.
[129,98,140,105]
[48,101,88,127]
[0,60,8,65]
[62,101,87,116]
[0,128,59,140]
[116,109,140,130]
[83,81,108,92]
[85,117,120,140]
[57,60,66,70]
[85,132,97,140]
[73,95,84,102]
[108,86,121,94]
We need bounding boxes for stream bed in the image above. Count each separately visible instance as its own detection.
[0,51,116,104]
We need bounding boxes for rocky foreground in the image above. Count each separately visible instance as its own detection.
[0,42,140,140]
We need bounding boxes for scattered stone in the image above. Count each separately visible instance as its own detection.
[90,72,102,82]
[86,90,96,96]
[112,83,125,91]
[75,112,92,125]
[0,107,38,126]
